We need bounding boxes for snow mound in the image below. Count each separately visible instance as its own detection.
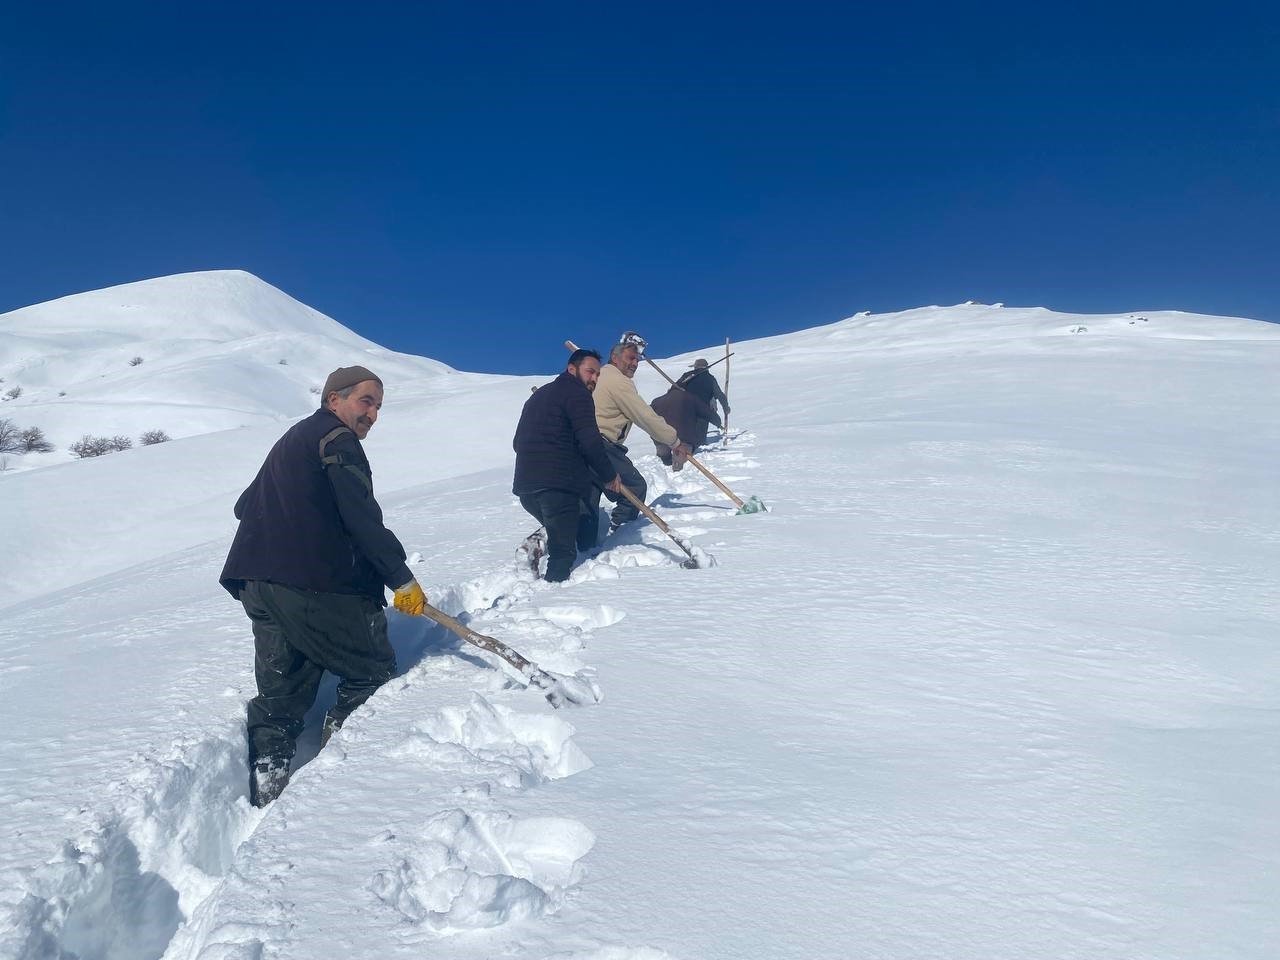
[0,270,461,466]
[369,809,595,932]
[389,694,593,785]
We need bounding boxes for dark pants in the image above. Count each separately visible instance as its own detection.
[600,440,646,527]
[241,579,395,764]
[518,490,599,581]
[691,417,712,449]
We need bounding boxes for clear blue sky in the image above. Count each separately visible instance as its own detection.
[2,2,1276,373]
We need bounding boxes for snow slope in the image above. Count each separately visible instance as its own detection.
[0,270,517,605]
[2,293,1278,960]
[0,270,469,473]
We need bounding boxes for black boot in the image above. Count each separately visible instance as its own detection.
[249,756,290,807]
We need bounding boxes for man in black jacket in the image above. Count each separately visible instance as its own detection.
[676,358,731,448]
[220,365,426,807]
[513,348,622,582]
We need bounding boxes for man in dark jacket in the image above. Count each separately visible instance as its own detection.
[220,365,426,807]
[676,358,730,448]
[513,348,622,582]
[650,385,721,467]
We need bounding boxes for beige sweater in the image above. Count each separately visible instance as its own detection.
[593,364,678,446]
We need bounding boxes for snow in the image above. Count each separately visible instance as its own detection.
[2,274,1278,960]
[0,270,470,475]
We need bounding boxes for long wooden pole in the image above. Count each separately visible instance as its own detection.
[723,337,731,434]
[419,603,539,675]
[616,486,700,568]
[705,351,734,371]
[416,603,595,706]
[685,454,745,509]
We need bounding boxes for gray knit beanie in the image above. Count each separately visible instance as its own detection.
[322,365,383,400]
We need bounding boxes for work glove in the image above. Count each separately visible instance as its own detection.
[393,579,427,616]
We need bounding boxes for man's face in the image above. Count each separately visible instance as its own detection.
[569,356,602,391]
[327,380,383,439]
[612,346,640,379]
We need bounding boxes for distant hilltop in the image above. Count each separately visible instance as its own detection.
[0,270,461,471]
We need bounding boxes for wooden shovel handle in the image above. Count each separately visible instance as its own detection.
[566,338,688,394]
[643,356,678,388]
[615,485,701,568]
[418,603,535,675]
[616,484,671,533]
[685,455,745,509]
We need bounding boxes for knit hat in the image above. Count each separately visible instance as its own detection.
[322,365,383,400]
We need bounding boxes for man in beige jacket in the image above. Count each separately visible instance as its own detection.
[592,341,692,531]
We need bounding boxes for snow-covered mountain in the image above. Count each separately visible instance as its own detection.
[1,282,1278,960]
[0,270,464,470]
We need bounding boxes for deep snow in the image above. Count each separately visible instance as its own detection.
[1,275,1278,960]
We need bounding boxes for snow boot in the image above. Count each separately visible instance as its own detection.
[249,757,290,808]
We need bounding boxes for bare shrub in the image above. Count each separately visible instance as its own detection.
[4,386,21,401]
[140,429,171,445]
[70,435,114,458]
[110,435,133,451]
[0,418,19,453]
[19,427,54,453]
[129,356,144,366]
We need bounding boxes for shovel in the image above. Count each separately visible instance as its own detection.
[417,603,602,708]
[684,454,767,514]
[615,486,705,569]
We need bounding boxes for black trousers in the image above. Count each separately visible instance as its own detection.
[241,579,395,764]
[600,440,646,526]
[519,489,599,581]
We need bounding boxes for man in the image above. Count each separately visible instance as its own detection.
[512,349,623,581]
[650,383,721,467]
[219,365,427,807]
[592,341,691,530]
[675,358,731,448]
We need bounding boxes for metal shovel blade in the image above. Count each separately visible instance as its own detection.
[736,495,768,515]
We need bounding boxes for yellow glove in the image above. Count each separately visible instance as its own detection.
[393,579,427,616]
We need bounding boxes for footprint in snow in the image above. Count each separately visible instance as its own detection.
[369,809,595,933]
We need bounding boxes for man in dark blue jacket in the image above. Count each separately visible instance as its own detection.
[220,365,426,807]
[513,348,622,582]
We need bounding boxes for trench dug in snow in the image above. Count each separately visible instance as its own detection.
[6,430,742,959]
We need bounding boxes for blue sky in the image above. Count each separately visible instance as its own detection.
[2,2,1276,374]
